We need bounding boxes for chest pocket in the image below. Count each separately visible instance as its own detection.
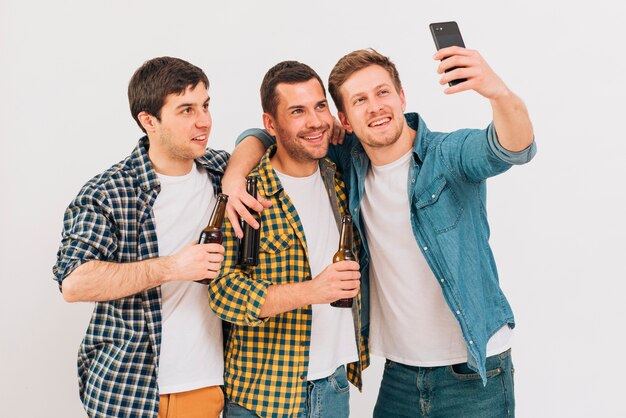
[257,232,297,284]
[414,176,463,234]
[259,233,293,253]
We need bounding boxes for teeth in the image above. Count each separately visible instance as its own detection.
[303,133,323,140]
[370,118,390,127]
[193,135,206,141]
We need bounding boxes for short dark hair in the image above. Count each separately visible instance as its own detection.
[329,48,402,113]
[128,57,209,133]
[260,61,325,117]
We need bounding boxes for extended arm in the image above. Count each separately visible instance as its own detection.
[435,46,534,152]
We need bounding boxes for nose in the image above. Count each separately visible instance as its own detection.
[306,110,323,129]
[197,109,212,129]
[367,96,384,114]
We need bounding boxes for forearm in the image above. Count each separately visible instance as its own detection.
[259,281,313,318]
[223,136,267,182]
[490,90,534,152]
[61,258,172,302]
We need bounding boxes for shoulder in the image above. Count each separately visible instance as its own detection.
[198,148,230,173]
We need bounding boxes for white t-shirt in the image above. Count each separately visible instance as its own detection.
[153,163,224,394]
[362,150,512,367]
[276,167,359,380]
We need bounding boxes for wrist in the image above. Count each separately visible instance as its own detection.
[150,256,173,286]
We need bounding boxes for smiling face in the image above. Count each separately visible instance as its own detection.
[338,64,408,151]
[264,78,333,176]
[139,83,211,175]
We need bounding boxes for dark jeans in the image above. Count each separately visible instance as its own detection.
[374,349,515,418]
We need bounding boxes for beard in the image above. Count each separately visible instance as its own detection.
[275,123,330,163]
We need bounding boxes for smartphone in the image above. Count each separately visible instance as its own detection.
[429,21,467,86]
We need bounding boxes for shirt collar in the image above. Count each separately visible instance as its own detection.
[257,145,337,196]
[129,136,226,192]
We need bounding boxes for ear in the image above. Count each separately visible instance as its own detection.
[137,111,158,134]
[263,113,277,137]
[338,111,353,134]
[399,88,407,112]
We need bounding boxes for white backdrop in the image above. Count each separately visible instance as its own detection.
[1,1,625,417]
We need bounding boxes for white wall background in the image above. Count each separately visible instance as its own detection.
[1,0,624,417]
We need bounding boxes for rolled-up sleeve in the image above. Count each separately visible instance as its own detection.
[487,123,537,165]
[53,191,118,290]
[235,128,276,149]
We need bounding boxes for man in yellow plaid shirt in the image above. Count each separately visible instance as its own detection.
[208,61,369,417]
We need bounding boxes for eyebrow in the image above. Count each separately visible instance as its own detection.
[176,97,210,110]
[348,84,390,101]
[286,99,327,111]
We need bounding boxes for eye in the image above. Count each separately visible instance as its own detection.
[316,102,327,110]
[353,97,365,106]
[202,103,209,110]
[182,107,193,114]
[291,108,303,115]
[379,89,390,96]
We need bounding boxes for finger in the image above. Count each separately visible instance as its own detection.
[259,196,273,209]
[206,253,225,264]
[337,126,346,144]
[433,46,469,61]
[238,191,265,213]
[207,261,223,272]
[226,206,244,239]
[333,260,360,271]
[238,207,260,230]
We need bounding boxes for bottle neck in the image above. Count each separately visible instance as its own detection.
[207,196,228,229]
[338,220,353,250]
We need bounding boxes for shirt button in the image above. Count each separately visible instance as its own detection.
[440,279,444,283]
[300,374,306,380]
[300,341,306,346]
[423,246,428,251]
[411,179,416,183]
[456,310,461,315]
[469,340,474,345]
[431,194,436,199]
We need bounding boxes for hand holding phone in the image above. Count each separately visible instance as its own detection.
[430,21,467,86]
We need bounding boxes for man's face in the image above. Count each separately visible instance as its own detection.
[338,64,406,150]
[265,78,333,164]
[150,83,212,163]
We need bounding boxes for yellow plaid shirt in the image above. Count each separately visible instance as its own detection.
[209,147,369,417]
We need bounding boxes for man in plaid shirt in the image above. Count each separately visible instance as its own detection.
[209,61,369,418]
[53,57,246,418]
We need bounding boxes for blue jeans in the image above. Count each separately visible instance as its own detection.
[223,365,350,418]
[374,349,515,418]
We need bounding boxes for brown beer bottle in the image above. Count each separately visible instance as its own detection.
[238,176,260,267]
[195,193,228,285]
[330,214,356,308]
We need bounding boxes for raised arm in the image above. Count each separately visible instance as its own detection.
[222,134,272,238]
[434,46,534,152]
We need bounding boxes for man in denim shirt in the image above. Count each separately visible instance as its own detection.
[224,47,535,417]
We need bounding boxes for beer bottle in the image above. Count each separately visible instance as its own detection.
[330,214,356,308]
[195,193,228,284]
[238,176,260,267]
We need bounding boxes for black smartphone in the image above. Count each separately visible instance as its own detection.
[429,21,467,86]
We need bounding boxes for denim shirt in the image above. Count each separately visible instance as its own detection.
[236,112,536,383]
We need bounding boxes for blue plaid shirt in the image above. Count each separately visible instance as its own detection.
[53,137,229,417]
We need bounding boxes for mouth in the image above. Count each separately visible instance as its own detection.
[368,117,391,128]
[191,134,208,143]
[300,130,327,142]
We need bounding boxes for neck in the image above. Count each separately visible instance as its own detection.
[270,147,318,177]
[364,123,416,166]
[147,147,194,176]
